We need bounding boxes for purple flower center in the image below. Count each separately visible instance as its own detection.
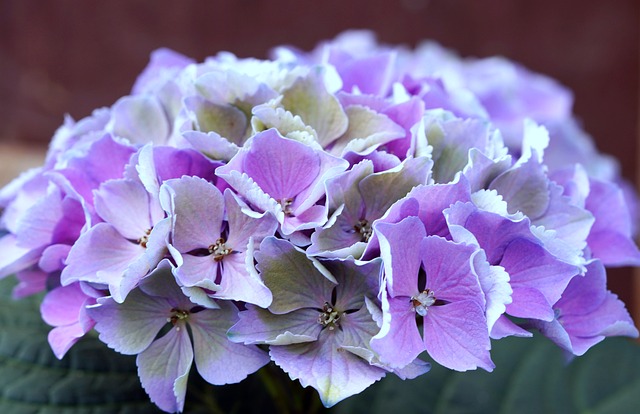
[317,302,342,331]
[137,228,152,248]
[353,219,372,242]
[208,238,233,262]
[167,305,206,330]
[168,308,190,329]
[411,289,436,316]
[277,198,294,216]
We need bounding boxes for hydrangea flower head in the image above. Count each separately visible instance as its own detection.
[0,31,638,412]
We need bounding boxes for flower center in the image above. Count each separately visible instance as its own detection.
[277,198,294,216]
[166,306,205,331]
[137,228,152,248]
[317,302,342,331]
[411,289,436,316]
[167,308,189,330]
[353,219,372,242]
[208,238,233,262]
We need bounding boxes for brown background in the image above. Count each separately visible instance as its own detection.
[1,0,639,318]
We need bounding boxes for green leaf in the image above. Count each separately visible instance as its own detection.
[0,277,161,413]
[332,334,640,414]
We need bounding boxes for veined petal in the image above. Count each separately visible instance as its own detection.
[228,305,321,345]
[270,330,386,407]
[190,301,270,384]
[94,179,155,240]
[256,237,335,314]
[360,156,431,220]
[224,189,278,248]
[217,250,273,307]
[375,216,425,298]
[137,325,193,413]
[160,176,225,252]
[424,301,494,371]
[87,291,171,355]
[61,223,145,288]
[420,236,484,306]
[173,253,219,289]
[370,294,425,369]
[242,129,321,200]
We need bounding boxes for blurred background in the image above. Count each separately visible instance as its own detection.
[1,0,639,317]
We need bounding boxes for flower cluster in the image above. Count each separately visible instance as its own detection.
[1,31,638,411]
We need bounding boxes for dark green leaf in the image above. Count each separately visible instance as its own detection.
[0,277,161,413]
[332,334,640,414]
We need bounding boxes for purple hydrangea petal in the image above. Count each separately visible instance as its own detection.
[61,223,145,288]
[109,95,170,145]
[446,202,579,318]
[132,48,194,95]
[360,157,431,220]
[420,236,485,306]
[506,286,555,321]
[375,216,425,298]
[228,305,322,345]
[172,253,219,288]
[406,176,472,238]
[424,301,494,371]
[585,178,640,266]
[470,249,512,333]
[131,145,221,198]
[190,301,269,384]
[94,179,157,241]
[41,283,97,359]
[14,187,63,249]
[490,315,533,339]
[532,181,594,254]
[534,260,638,355]
[87,290,171,355]
[242,131,320,200]
[116,217,171,302]
[1,170,49,233]
[217,130,348,234]
[13,268,48,298]
[342,148,402,172]
[160,176,224,252]
[49,134,134,204]
[378,97,425,159]
[0,234,41,278]
[137,324,193,413]
[489,156,550,219]
[215,250,273,307]
[47,321,91,360]
[500,238,578,316]
[41,283,88,326]
[335,51,396,96]
[269,331,386,408]
[256,237,336,314]
[370,293,425,369]
[224,189,278,249]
